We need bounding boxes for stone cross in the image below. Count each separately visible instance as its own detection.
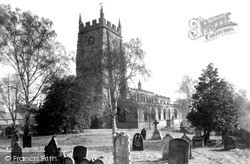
[151,120,162,140]
[153,120,159,130]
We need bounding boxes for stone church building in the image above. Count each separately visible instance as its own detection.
[76,7,182,129]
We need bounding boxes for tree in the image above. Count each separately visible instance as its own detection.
[0,4,70,134]
[35,75,91,135]
[175,75,196,121]
[234,89,250,128]
[187,63,239,144]
[84,37,149,163]
[0,74,22,126]
[106,38,150,164]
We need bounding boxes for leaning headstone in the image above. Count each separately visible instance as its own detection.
[11,142,22,161]
[114,131,131,164]
[181,133,192,159]
[151,120,162,140]
[132,133,143,151]
[44,136,59,157]
[23,134,32,148]
[73,146,88,162]
[64,156,75,164]
[169,138,190,164]
[224,136,236,150]
[141,128,146,140]
[161,134,173,160]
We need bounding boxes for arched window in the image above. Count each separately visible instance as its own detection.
[158,109,161,120]
[163,109,166,120]
[174,108,178,119]
[151,109,156,120]
[144,112,148,121]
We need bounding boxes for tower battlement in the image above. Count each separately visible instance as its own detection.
[79,18,121,36]
[79,6,122,36]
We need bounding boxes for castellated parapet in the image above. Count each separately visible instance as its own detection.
[79,17,122,37]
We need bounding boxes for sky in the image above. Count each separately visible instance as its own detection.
[1,0,250,101]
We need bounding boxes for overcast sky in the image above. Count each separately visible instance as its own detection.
[1,0,250,101]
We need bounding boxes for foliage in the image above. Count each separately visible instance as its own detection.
[0,74,22,126]
[187,63,239,144]
[0,4,70,134]
[35,75,91,135]
[175,75,196,120]
[234,89,250,127]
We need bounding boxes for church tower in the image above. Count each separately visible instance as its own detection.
[76,6,126,128]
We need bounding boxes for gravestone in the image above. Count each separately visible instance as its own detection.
[11,130,20,148]
[141,128,146,140]
[114,131,130,164]
[78,158,90,164]
[181,133,192,159]
[11,142,22,161]
[73,146,88,162]
[192,137,204,148]
[132,133,143,151]
[224,136,236,150]
[64,156,75,164]
[194,127,202,137]
[151,120,162,140]
[44,136,59,157]
[94,158,105,164]
[169,138,190,164]
[161,134,173,160]
[23,134,32,148]
[192,127,204,148]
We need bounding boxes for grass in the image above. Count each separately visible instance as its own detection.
[0,128,249,164]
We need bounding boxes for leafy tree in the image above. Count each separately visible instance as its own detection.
[187,63,239,144]
[35,75,90,135]
[0,4,70,134]
[0,74,22,126]
[107,38,150,163]
[82,37,150,163]
[234,89,250,128]
[175,75,196,121]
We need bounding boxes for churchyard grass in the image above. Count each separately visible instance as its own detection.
[0,129,249,164]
